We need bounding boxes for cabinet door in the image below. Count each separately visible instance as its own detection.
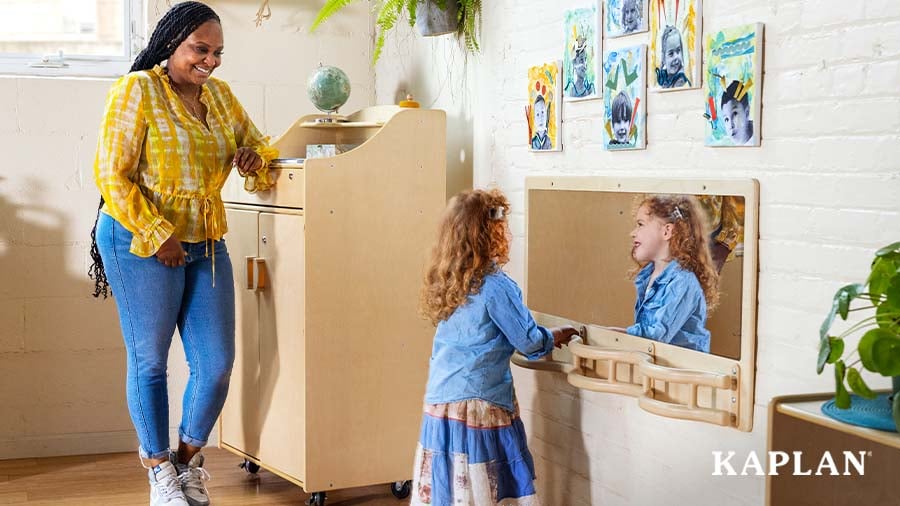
[220,208,261,456]
[257,212,306,481]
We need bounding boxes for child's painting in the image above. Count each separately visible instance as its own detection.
[527,61,562,151]
[704,23,764,147]
[563,6,600,101]
[602,45,646,150]
[650,0,701,91]
[605,0,648,38]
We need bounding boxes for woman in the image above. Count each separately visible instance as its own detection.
[89,3,277,505]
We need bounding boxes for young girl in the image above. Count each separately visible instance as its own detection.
[413,188,579,505]
[624,195,719,352]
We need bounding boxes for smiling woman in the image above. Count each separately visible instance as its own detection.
[87,2,278,506]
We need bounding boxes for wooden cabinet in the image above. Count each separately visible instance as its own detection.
[767,393,900,506]
[219,106,446,495]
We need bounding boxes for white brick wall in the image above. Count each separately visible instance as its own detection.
[0,0,375,459]
[377,0,899,504]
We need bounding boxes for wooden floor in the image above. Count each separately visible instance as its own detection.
[0,448,406,505]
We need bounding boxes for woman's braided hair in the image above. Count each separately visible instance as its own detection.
[89,2,219,298]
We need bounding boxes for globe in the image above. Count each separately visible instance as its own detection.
[307,65,351,114]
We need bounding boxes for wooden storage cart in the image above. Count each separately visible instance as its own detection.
[767,392,900,505]
[218,106,446,505]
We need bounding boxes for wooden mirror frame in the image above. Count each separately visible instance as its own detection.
[513,176,759,431]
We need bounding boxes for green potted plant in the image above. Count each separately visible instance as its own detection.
[310,0,482,63]
[818,241,900,430]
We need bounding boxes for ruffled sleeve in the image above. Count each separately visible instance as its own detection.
[222,82,279,193]
[94,72,175,256]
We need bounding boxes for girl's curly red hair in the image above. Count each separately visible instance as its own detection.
[634,194,720,313]
[420,189,511,325]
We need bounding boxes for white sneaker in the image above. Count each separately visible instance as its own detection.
[177,452,211,506]
[149,460,189,506]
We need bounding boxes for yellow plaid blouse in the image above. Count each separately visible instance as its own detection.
[94,65,278,257]
[696,195,745,258]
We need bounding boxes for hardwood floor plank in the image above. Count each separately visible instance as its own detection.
[0,448,408,505]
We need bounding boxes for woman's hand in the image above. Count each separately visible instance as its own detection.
[156,235,186,268]
[234,147,263,176]
[551,325,581,348]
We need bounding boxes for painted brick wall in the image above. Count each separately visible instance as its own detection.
[0,0,375,458]
[377,0,900,504]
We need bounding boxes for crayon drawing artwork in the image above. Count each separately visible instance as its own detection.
[527,61,563,151]
[605,0,648,38]
[602,45,647,150]
[650,0,701,91]
[704,23,764,147]
[564,6,600,101]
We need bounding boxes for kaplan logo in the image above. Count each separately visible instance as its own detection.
[712,451,870,476]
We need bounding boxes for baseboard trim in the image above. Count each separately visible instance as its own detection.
[0,430,138,460]
[0,427,219,460]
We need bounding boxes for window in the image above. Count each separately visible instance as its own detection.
[0,0,143,77]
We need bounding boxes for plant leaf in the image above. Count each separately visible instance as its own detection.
[827,337,844,364]
[846,367,877,399]
[838,283,865,320]
[887,276,900,307]
[875,241,900,258]
[872,335,900,376]
[406,0,417,27]
[875,301,900,333]
[311,0,362,32]
[817,336,831,374]
[819,336,845,374]
[858,328,891,372]
[372,0,405,64]
[870,256,899,298]
[820,299,839,343]
[834,360,851,409]
[821,284,865,341]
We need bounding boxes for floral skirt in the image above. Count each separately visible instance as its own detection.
[411,399,540,506]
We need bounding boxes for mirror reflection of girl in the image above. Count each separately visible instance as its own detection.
[607,195,719,353]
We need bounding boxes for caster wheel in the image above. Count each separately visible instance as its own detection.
[308,491,327,506]
[390,480,411,499]
[239,459,260,474]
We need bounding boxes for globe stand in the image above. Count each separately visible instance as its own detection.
[314,110,348,124]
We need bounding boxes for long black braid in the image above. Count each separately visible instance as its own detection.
[89,2,220,298]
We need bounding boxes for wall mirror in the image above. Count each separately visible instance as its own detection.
[517,176,758,431]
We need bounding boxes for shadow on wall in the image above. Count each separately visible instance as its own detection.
[390,49,474,198]
[0,175,130,459]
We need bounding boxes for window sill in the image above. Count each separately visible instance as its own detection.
[0,59,131,79]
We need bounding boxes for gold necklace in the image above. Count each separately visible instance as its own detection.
[171,83,205,122]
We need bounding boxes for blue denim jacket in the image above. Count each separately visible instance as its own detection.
[424,271,554,411]
[626,261,711,353]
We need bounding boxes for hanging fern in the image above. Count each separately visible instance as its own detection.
[373,0,408,63]
[406,0,419,27]
[307,0,482,64]
[310,0,360,32]
[460,0,481,53]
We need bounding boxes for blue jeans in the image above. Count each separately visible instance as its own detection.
[96,213,235,459]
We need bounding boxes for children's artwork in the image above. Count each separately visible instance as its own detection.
[650,0,701,91]
[563,6,600,101]
[527,61,562,151]
[602,45,646,150]
[704,23,764,147]
[605,0,648,37]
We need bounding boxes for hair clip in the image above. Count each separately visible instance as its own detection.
[489,206,506,220]
[672,206,684,221]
